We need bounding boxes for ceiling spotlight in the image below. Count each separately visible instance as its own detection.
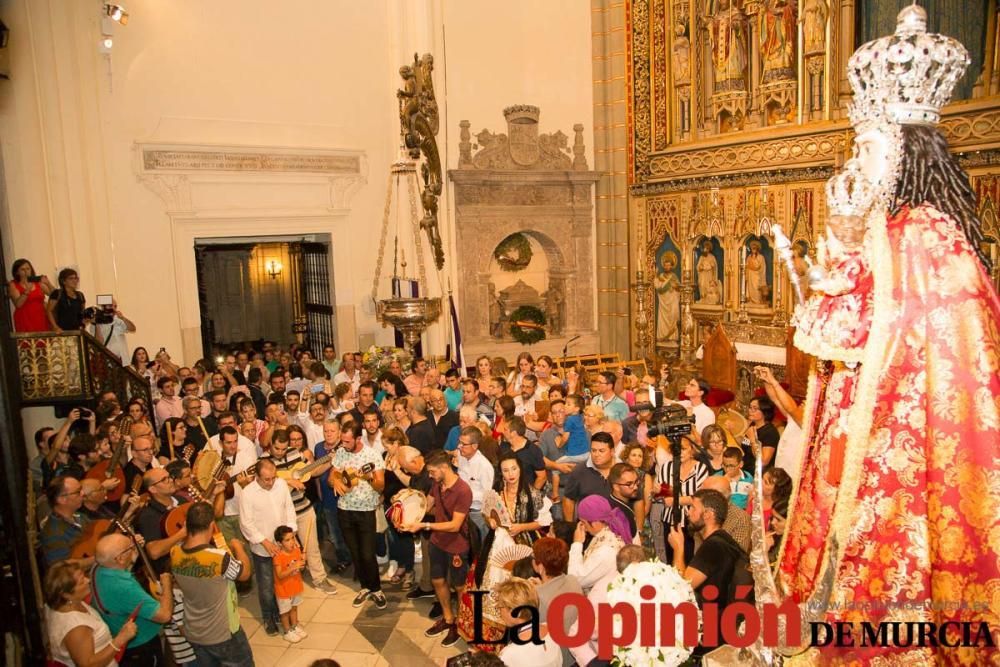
[99,36,113,53]
[105,4,128,25]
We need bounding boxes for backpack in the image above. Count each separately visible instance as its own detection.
[717,530,754,608]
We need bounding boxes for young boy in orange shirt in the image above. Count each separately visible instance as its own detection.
[273,526,306,643]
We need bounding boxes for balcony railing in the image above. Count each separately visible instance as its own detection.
[12,330,152,407]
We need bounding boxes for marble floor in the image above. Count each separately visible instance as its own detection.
[240,563,466,667]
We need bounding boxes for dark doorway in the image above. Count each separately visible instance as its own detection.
[194,236,335,358]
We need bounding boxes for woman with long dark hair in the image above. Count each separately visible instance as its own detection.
[129,347,157,395]
[8,259,53,332]
[456,452,552,648]
[377,372,408,419]
[505,352,535,396]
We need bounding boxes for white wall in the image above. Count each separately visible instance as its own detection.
[0,0,595,375]
[441,0,595,170]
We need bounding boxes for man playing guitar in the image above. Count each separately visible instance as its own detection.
[265,431,337,595]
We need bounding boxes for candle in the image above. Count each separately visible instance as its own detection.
[741,245,747,302]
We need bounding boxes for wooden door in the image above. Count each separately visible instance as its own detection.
[203,248,257,345]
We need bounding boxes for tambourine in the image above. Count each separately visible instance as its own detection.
[716,409,749,446]
[192,449,223,497]
[386,489,428,530]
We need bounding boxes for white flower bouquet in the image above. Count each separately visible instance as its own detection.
[606,560,700,667]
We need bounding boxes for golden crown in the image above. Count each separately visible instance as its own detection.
[847,4,970,128]
[825,160,876,218]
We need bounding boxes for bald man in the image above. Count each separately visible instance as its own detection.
[124,433,158,491]
[134,469,187,575]
[429,389,458,449]
[92,533,173,664]
[80,478,115,520]
[699,475,751,554]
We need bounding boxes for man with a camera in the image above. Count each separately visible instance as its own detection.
[85,297,136,364]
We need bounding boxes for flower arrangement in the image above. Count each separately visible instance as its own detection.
[606,560,699,667]
[361,345,413,378]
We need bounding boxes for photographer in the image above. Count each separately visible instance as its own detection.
[86,298,136,364]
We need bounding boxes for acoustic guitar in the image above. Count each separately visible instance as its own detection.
[70,475,144,560]
[84,415,133,502]
[275,453,333,483]
[116,521,163,596]
[161,500,230,553]
[341,462,377,489]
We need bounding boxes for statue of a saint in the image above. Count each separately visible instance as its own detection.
[654,252,681,343]
[760,0,797,81]
[746,240,770,305]
[672,24,691,84]
[696,240,723,305]
[801,0,829,55]
[791,240,811,298]
[704,0,749,91]
[488,283,505,339]
[544,285,565,335]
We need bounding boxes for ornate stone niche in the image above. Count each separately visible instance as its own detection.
[449,106,601,361]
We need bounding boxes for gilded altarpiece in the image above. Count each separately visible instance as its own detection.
[628,0,1000,369]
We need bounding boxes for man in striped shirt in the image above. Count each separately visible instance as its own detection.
[264,430,337,595]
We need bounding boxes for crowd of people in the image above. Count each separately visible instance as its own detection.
[31,330,801,666]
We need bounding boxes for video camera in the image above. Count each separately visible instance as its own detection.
[635,388,695,439]
[92,294,115,325]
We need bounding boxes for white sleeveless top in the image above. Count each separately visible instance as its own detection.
[46,603,116,667]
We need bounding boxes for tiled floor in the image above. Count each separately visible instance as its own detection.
[241,564,465,667]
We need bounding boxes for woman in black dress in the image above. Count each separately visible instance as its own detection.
[46,268,85,332]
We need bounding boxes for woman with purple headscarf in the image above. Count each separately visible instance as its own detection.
[567,495,629,594]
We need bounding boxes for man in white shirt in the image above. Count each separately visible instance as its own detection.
[300,401,327,448]
[674,377,716,437]
[238,458,297,636]
[360,410,384,455]
[90,301,136,364]
[321,344,341,379]
[332,354,360,396]
[205,413,256,458]
[454,426,494,537]
[214,426,258,543]
[512,374,542,417]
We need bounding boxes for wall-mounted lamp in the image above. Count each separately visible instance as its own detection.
[266,259,283,280]
[105,3,129,25]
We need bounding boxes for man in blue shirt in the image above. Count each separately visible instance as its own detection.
[313,420,352,574]
[591,371,629,422]
[443,369,464,411]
